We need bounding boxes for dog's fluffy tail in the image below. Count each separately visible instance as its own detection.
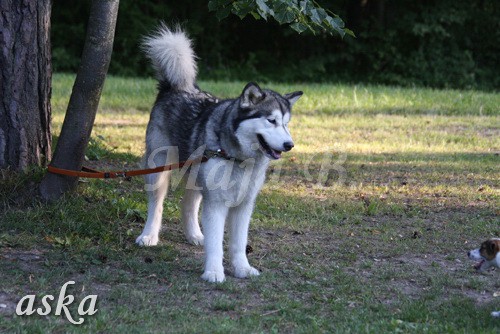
[142,24,197,91]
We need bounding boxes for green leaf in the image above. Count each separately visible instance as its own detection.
[310,8,327,25]
[232,0,255,19]
[317,8,328,20]
[208,1,218,11]
[299,0,313,14]
[273,4,295,24]
[344,28,356,38]
[326,16,345,37]
[208,0,232,11]
[290,22,308,33]
[332,16,345,29]
[251,11,262,20]
[216,6,231,20]
[256,0,272,19]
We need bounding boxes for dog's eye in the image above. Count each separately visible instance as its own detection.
[267,119,276,124]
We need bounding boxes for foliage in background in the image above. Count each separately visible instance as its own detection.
[51,0,499,89]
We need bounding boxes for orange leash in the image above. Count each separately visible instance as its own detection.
[47,149,228,179]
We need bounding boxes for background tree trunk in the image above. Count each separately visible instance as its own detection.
[39,0,120,201]
[0,0,52,171]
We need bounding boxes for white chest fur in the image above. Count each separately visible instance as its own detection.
[199,157,268,207]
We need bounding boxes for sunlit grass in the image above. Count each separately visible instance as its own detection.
[52,73,499,158]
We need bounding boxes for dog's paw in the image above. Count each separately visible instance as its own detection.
[201,270,225,283]
[185,233,204,246]
[233,266,260,279]
[135,234,159,246]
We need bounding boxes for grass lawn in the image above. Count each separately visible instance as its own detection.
[1,73,499,333]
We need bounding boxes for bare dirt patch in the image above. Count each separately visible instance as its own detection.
[0,291,18,316]
[0,247,46,273]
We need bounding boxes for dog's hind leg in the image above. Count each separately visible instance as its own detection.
[181,188,204,245]
[136,170,170,246]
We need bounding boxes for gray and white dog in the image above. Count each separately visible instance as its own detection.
[136,25,302,282]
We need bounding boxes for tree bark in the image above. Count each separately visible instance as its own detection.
[39,0,120,201]
[0,0,52,171]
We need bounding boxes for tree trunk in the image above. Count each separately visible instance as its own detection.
[39,0,120,201]
[0,0,52,171]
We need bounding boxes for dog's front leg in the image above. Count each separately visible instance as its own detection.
[228,200,260,278]
[201,200,228,283]
[136,171,170,246]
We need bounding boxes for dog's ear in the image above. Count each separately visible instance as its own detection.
[284,91,303,106]
[488,240,499,253]
[240,82,264,108]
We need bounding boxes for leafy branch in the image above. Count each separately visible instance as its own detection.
[208,0,355,38]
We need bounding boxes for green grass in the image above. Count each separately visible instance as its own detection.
[1,73,499,333]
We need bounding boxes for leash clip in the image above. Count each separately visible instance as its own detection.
[204,149,225,159]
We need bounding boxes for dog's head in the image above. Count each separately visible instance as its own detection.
[233,82,302,160]
[467,238,500,272]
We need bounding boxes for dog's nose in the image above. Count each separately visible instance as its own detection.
[283,141,294,152]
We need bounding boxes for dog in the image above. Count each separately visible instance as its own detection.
[467,238,500,318]
[135,25,302,283]
[468,238,500,272]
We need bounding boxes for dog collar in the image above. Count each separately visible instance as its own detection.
[204,149,244,162]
